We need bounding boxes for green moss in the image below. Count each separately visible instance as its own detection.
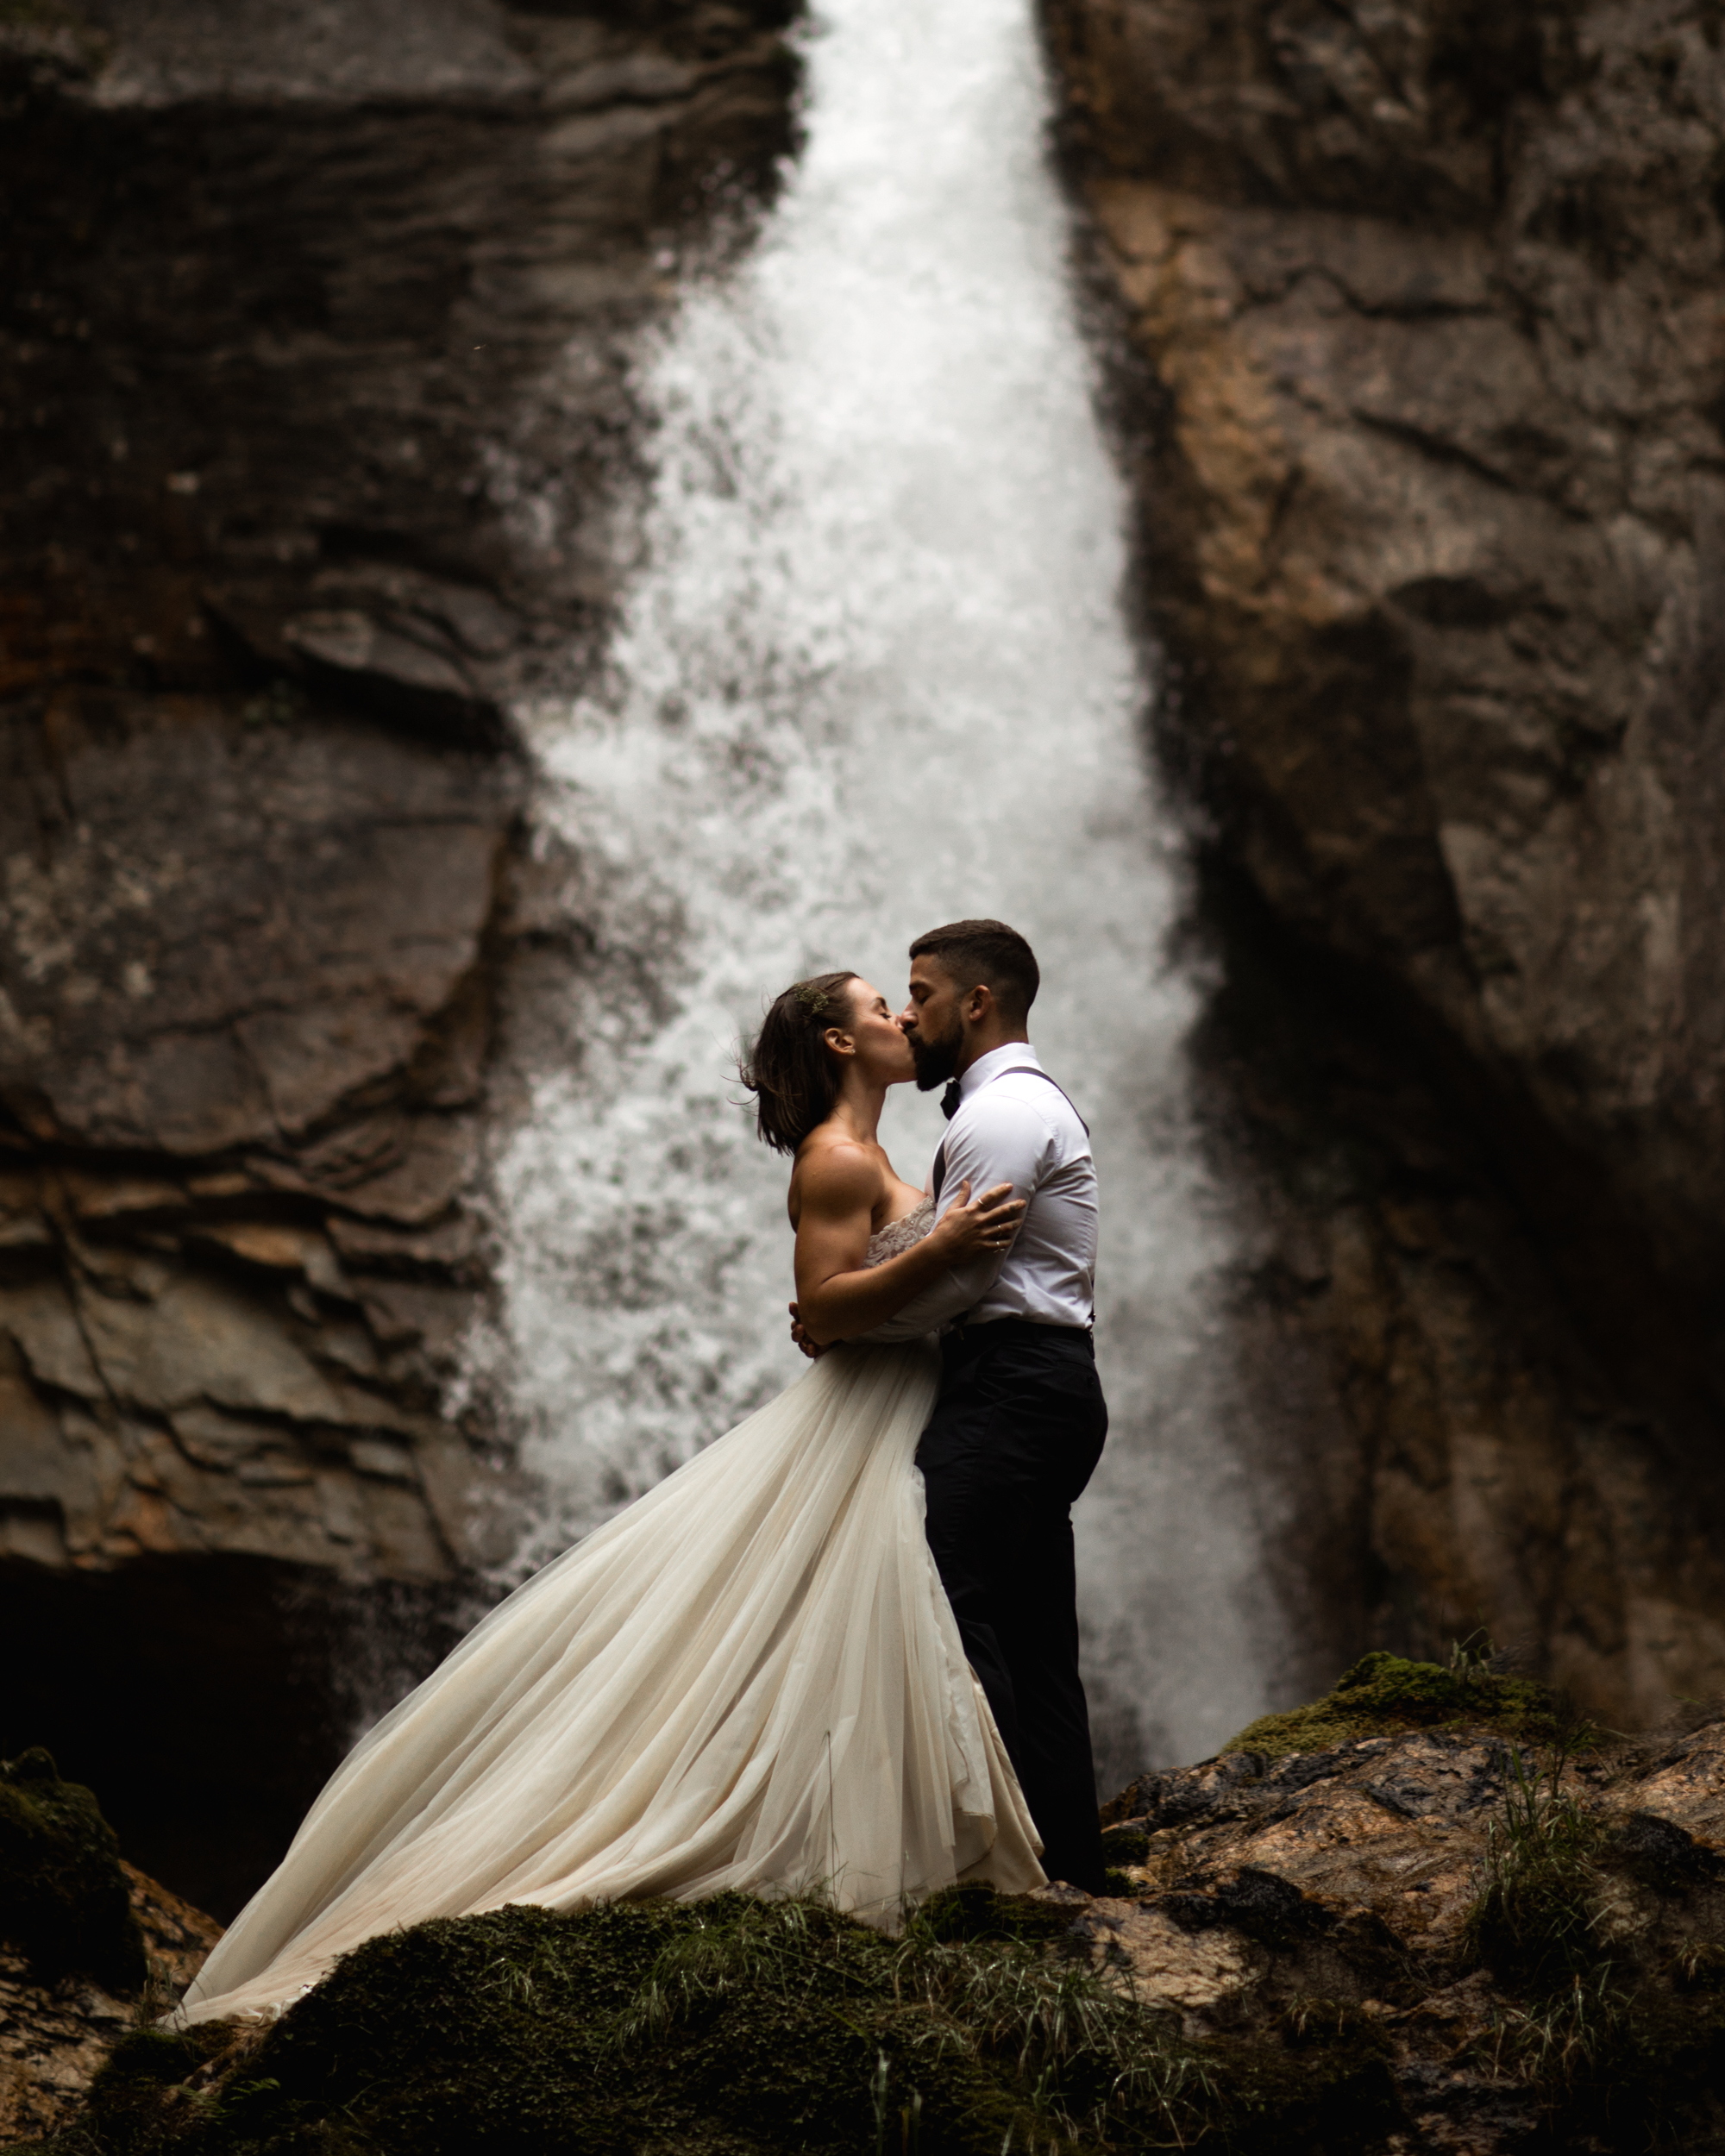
[73,2026,234,2152]
[43,1895,1168,2154]
[909,1877,1088,1951]
[0,1747,145,1992]
[1220,1651,1575,1760]
[39,1887,1448,2156]
[37,1842,1714,2156]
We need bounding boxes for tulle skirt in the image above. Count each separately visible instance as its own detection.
[179,1340,1044,2023]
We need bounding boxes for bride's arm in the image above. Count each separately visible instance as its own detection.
[793,1148,1024,1347]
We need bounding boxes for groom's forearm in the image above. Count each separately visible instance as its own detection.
[870,1253,1000,1338]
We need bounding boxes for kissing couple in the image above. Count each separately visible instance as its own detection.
[183,919,1110,2024]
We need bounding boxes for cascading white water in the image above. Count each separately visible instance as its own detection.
[489,0,1295,1783]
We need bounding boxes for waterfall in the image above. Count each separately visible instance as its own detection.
[489,0,1294,1782]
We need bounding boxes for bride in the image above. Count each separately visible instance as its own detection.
[180,969,1045,2024]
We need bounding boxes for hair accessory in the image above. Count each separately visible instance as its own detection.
[793,982,829,1017]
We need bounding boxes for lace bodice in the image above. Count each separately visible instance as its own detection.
[863,1193,936,1267]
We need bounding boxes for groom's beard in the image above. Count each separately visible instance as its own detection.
[908,1015,964,1093]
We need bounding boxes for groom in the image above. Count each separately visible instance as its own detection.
[899,919,1108,1894]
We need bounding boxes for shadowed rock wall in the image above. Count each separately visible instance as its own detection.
[1045,0,1725,1719]
[0,0,798,1902]
[0,0,796,1587]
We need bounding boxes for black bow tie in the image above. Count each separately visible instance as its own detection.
[940,1081,963,1120]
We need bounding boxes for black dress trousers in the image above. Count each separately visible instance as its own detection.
[915,1319,1109,1895]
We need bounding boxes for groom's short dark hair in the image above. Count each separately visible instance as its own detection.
[908,919,1039,1025]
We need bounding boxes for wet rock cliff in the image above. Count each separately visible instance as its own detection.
[1044,0,1725,1726]
[0,0,797,1910]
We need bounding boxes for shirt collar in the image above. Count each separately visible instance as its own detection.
[957,1041,1040,1101]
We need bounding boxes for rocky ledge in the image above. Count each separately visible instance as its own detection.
[10,1658,1725,2153]
[1082,1681,1725,2149]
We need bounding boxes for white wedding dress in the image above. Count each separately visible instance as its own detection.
[180,1197,1044,2024]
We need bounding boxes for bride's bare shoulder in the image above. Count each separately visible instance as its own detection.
[787,1125,886,1226]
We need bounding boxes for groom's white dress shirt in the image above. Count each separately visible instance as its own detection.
[880,1042,1097,1338]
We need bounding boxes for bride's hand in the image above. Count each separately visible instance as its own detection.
[930,1180,1026,1261]
[788,1301,827,1359]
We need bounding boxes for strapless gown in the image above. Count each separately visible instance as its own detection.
[179,1196,1044,2023]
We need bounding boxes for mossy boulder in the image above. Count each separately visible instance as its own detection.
[32,1887,1408,2156]
[48,1896,1088,2155]
[1220,1651,1570,1760]
[0,1746,146,1992]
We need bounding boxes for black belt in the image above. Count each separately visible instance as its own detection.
[942,1315,1095,1355]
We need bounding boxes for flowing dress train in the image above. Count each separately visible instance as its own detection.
[179,1199,1044,2023]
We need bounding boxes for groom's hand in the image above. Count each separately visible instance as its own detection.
[788,1301,827,1359]
[929,1179,1026,1262]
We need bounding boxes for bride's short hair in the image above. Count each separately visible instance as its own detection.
[739,971,861,1154]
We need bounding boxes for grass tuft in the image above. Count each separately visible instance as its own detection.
[1672,1939,1725,1990]
[1465,1744,1609,1991]
[1485,1964,1630,2092]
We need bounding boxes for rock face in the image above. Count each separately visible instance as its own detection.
[0,699,515,1582]
[0,1863,220,2147]
[1069,1708,1725,2151]
[1044,0,1725,1721]
[0,0,799,1910]
[2,0,796,1582]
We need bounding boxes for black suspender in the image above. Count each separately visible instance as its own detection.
[931,1067,1090,1204]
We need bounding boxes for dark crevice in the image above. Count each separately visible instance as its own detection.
[0,1553,467,1920]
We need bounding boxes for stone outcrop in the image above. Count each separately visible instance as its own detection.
[0,0,797,1589]
[0,1865,220,2147]
[1044,0,1725,1722]
[0,1747,221,2145]
[1067,1703,1725,2151]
